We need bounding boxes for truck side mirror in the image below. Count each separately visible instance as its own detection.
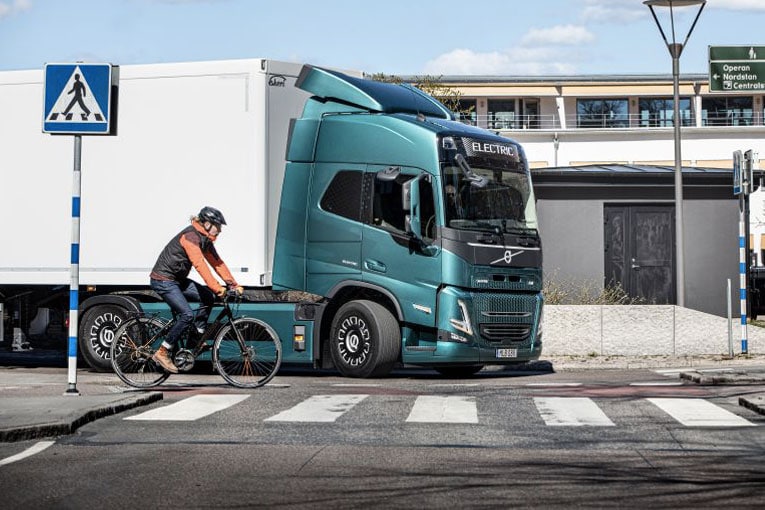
[403,173,431,242]
[403,177,421,240]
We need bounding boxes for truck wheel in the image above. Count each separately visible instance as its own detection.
[79,305,129,372]
[329,300,400,378]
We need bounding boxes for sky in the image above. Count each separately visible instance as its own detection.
[1,0,765,77]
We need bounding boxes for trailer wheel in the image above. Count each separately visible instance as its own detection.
[79,304,129,372]
[329,300,400,378]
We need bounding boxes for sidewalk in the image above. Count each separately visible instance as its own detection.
[0,366,162,442]
[1,354,765,442]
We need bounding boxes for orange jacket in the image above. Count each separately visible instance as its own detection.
[150,220,237,294]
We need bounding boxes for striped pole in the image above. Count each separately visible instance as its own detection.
[739,201,748,355]
[65,135,82,395]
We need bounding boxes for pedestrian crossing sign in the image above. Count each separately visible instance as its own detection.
[43,63,116,135]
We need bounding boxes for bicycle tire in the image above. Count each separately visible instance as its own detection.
[111,316,171,388]
[213,317,282,388]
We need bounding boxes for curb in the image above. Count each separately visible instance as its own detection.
[0,392,163,442]
[679,371,765,385]
[739,394,765,416]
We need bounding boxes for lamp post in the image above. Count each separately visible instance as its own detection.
[644,0,705,307]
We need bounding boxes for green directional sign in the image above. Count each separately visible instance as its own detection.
[709,46,765,93]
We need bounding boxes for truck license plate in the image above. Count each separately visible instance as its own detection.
[496,348,517,358]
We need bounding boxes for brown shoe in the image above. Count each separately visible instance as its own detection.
[152,346,179,374]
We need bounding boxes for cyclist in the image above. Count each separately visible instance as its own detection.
[149,206,243,373]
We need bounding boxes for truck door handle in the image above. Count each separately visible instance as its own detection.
[364,259,387,273]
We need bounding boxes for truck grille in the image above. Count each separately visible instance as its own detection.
[471,292,541,347]
[471,268,542,291]
[480,324,531,342]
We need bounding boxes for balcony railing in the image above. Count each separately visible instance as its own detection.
[461,112,762,131]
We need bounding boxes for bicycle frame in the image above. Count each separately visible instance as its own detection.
[141,297,242,359]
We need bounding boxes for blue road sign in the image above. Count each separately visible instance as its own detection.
[43,63,113,134]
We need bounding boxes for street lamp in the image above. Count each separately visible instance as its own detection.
[644,0,706,307]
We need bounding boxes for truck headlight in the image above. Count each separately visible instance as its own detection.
[449,299,474,336]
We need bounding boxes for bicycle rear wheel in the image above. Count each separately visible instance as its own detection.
[213,317,282,388]
[111,316,171,388]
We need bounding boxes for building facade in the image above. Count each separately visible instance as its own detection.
[441,73,763,169]
[435,74,762,316]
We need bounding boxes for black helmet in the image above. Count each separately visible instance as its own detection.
[198,206,226,226]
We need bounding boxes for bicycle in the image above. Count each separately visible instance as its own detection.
[110,292,282,388]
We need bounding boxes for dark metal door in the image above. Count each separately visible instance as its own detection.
[604,205,675,304]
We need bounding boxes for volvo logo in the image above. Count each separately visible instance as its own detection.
[491,249,524,265]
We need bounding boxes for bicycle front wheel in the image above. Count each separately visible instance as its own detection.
[111,316,171,388]
[213,317,282,388]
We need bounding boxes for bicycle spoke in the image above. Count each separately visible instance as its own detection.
[213,318,282,388]
[111,316,171,388]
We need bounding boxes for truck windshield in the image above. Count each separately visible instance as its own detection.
[442,164,538,234]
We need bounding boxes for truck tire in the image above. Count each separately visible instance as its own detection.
[329,300,400,378]
[79,304,129,372]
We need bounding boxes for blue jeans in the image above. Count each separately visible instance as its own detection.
[150,278,215,349]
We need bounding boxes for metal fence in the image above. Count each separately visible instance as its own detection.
[463,112,763,131]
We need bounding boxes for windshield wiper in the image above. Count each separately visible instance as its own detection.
[454,154,488,188]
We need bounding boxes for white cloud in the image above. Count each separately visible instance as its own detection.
[581,0,645,24]
[0,0,30,20]
[710,0,765,10]
[422,48,578,76]
[521,25,595,46]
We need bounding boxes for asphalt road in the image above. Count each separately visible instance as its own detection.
[2,366,765,509]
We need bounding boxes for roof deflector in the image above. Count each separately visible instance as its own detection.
[296,65,452,119]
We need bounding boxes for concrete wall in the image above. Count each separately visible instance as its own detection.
[544,305,762,356]
[535,194,740,317]
[536,199,603,289]
[684,200,740,316]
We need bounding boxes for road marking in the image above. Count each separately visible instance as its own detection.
[0,441,55,467]
[534,397,615,426]
[331,383,381,387]
[629,381,685,386]
[647,398,756,427]
[406,396,478,424]
[526,382,583,387]
[125,394,250,421]
[265,394,368,422]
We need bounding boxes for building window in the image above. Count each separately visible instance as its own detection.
[488,99,516,129]
[455,99,477,125]
[638,97,692,127]
[701,96,753,126]
[576,98,629,128]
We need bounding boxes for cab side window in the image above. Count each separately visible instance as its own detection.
[320,170,364,222]
[372,174,436,240]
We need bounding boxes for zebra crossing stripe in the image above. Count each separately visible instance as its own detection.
[125,394,250,421]
[264,395,368,422]
[406,396,478,424]
[534,397,615,426]
[647,398,755,427]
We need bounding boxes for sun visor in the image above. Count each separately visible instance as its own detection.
[296,65,452,119]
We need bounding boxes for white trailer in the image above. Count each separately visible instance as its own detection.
[0,59,340,368]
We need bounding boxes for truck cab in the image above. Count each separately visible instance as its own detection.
[273,66,543,377]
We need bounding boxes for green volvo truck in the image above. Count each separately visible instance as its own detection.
[0,59,542,377]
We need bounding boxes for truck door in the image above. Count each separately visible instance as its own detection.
[362,166,441,328]
[305,165,364,296]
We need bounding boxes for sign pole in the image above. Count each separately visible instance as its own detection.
[43,62,116,394]
[65,135,82,395]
